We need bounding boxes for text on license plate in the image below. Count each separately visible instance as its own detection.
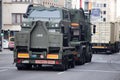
[35,60,55,64]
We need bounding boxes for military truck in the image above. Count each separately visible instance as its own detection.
[14,5,95,71]
[69,9,93,64]
[92,22,120,54]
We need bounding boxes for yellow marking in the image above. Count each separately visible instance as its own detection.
[47,54,59,59]
[71,23,79,27]
[92,46,107,49]
[18,53,29,58]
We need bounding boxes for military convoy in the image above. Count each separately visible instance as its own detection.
[14,5,95,71]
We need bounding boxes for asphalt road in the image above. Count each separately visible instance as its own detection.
[0,49,120,80]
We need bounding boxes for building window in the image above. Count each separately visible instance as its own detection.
[12,0,33,3]
[84,2,89,11]
[103,11,106,14]
[12,13,24,24]
[103,18,106,22]
[104,3,106,7]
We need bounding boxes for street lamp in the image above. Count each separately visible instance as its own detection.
[8,29,10,39]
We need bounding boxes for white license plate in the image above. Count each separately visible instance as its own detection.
[35,60,55,64]
[47,60,55,64]
[35,60,47,64]
[22,60,29,63]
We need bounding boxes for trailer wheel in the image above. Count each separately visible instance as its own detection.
[16,63,24,70]
[86,53,92,62]
[17,67,23,70]
[16,63,32,70]
[58,64,66,71]
[70,56,75,68]
[53,64,66,71]
[77,49,85,65]
[71,59,75,68]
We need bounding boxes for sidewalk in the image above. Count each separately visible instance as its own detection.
[0,49,13,54]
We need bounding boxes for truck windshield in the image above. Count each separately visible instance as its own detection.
[70,13,79,22]
[29,10,61,18]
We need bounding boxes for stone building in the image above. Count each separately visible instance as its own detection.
[2,0,65,39]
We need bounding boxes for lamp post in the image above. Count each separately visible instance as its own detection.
[0,0,2,51]
[8,29,10,39]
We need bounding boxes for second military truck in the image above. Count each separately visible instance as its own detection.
[92,22,120,54]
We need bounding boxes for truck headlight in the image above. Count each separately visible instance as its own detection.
[55,23,59,27]
[23,23,27,26]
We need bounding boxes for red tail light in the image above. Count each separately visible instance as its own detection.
[55,60,62,64]
[17,59,21,63]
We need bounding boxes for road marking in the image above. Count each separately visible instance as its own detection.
[92,60,120,64]
[0,53,13,54]
[71,69,120,73]
[0,67,16,69]
[0,69,8,72]
[57,72,65,75]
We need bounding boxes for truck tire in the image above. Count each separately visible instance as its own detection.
[61,64,67,71]
[86,53,92,63]
[57,63,68,71]
[70,56,75,68]
[16,63,24,70]
[71,59,75,68]
[16,63,32,70]
[77,52,85,65]
[53,64,66,71]
[63,57,69,70]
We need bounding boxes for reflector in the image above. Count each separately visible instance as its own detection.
[71,23,79,27]
[18,53,29,58]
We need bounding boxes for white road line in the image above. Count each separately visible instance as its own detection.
[0,67,16,69]
[57,72,65,75]
[0,69,8,72]
[73,69,120,73]
[0,53,13,54]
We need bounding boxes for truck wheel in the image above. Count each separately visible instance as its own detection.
[53,64,66,71]
[70,56,75,68]
[86,53,92,63]
[16,63,24,70]
[25,64,32,70]
[58,64,66,71]
[77,57,85,65]
[16,63,32,70]
[77,50,85,65]
[71,60,75,68]
[60,58,69,71]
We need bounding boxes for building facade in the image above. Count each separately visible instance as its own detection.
[83,0,117,22]
[65,0,72,9]
[2,0,65,39]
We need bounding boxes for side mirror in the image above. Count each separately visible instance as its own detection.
[45,22,49,27]
[61,26,65,33]
[23,14,28,18]
[93,25,96,34]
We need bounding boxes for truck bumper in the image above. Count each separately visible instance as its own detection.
[15,58,62,65]
[92,48,111,53]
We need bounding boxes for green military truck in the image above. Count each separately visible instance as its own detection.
[14,5,95,71]
[69,9,93,64]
